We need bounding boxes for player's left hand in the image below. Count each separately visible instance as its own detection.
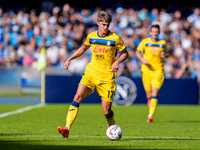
[160,51,165,58]
[112,62,119,72]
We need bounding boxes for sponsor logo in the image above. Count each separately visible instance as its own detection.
[96,54,104,60]
[150,48,161,53]
[93,46,109,53]
[113,76,137,106]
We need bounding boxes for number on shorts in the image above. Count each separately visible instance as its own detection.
[108,90,114,98]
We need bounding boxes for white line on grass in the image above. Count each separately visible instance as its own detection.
[0,103,44,118]
[1,134,200,140]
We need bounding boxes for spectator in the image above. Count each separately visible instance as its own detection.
[0,3,199,81]
[187,8,200,26]
[4,45,18,66]
[46,44,59,65]
[22,51,34,66]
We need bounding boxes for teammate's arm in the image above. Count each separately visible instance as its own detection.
[160,40,168,58]
[135,50,148,64]
[63,45,90,69]
[112,50,129,72]
[160,51,170,58]
[136,39,148,64]
[160,51,165,58]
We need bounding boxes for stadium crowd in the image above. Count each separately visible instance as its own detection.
[0,3,200,81]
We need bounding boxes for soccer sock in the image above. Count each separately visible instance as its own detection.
[106,110,114,126]
[149,96,158,116]
[66,101,80,128]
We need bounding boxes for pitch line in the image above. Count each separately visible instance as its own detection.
[0,103,44,118]
[1,135,200,140]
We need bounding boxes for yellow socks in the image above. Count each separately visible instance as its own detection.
[66,101,79,128]
[149,97,158,116]
[66,102,115,128]
[106,110,115,126]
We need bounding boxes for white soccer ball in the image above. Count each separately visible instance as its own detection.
[106,125,122,141]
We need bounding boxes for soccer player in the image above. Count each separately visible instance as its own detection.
[57,11,128,138]
[136,24,167,123]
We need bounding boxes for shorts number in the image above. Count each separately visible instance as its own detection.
[108,90,114,98]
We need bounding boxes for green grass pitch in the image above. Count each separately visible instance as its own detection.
[0,104,200,149]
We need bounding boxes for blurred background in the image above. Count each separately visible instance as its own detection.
[0,0,200,104]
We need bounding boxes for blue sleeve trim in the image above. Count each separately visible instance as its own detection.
[121,47,127,52]
[84,44,90,47]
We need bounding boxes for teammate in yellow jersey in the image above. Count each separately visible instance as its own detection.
[57,11,129,138]
[136,24,167,123]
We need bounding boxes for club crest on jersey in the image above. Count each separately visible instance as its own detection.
[107,41,111,46]
[93,46,109,53]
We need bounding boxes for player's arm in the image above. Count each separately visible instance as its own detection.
[135,40,148,64]
[63,45,89,69]
[161,50,170,58]
[135,50,148,64]
[112,50,129,72]
[160,41,168,58]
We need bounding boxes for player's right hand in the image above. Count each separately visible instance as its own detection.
[63,60,70,69]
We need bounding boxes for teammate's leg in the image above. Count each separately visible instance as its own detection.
[149,87,159,116]
[58,84,92,138]
[147,87,159,122]
[147,72,164,123]
[142,72,152,108]
[145,91,152,108]
[101,98,115,126]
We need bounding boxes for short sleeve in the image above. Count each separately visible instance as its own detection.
[137,40,146,52]
[115,36,127,52]
[84,34,91,47]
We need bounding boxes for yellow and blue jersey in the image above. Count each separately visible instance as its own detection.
[84,30,127,73]
[137,37,167,72]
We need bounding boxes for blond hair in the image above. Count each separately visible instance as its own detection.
[97,11,112,23]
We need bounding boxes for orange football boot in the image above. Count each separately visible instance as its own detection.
[147,115,153,123]
[57,126,69,138]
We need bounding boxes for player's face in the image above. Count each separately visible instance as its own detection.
[97,21,110,36]
[150,27,160,41]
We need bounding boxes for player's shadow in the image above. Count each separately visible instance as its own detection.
[0,140,152,150]
[1,136,198,150]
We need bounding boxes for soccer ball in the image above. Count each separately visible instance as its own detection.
[106,125,122,141]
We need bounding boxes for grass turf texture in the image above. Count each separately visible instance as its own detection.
[0,104,200,149]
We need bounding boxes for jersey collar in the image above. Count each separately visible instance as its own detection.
[97,30,110,38]
[150,37,159,42]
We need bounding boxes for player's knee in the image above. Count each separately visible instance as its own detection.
[151,91,159,97]
[74,94,82,103]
